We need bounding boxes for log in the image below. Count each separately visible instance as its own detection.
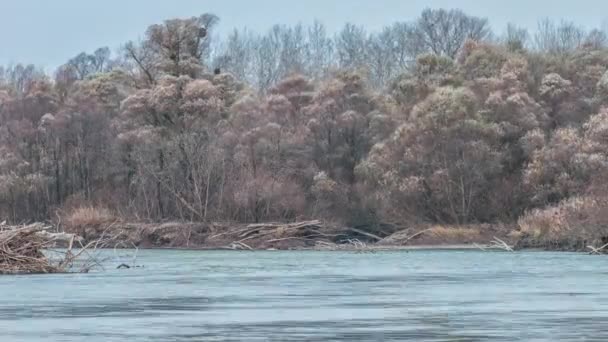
[400,227,434,244]
[347,227,383,241]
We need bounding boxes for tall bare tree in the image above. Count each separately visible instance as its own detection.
[414,8,492,58]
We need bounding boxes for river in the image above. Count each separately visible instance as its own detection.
[1,249,607,341]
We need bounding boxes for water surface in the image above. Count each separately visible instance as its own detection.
[1,249,607,341]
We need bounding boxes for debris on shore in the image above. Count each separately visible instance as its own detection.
[0,223,105,275]
[66,220,361,250]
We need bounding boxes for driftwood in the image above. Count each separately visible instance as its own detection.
[402,228,434,244]
[227,220,330,248]
[0,223,109,274]
[472,238,515,252]
[229,241,253,250]
[209,220,391,249]
[473,243,488,251]
[0,223,56,274]
[315,238,375,251]
[587,242,608,255]
[347,227,383,241]
[36,231,84,246]
[490,237,514,252]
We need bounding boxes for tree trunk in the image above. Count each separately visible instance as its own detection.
[157,149,165,218]
[203,166,212,221]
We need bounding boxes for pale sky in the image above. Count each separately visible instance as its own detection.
[1,0,607,71]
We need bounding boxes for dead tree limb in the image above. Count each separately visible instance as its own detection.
[347,228,383,241]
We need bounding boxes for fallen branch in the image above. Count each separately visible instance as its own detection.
[399,227,434,245]
[473,243,488,251]
[347,227,383,241]
[229,241,253,250]
[490,237,514,252]
[587,242,608,255]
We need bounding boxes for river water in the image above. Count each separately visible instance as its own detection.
[1,249,607,341]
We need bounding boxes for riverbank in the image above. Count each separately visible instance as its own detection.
[57,219,523,251]
[21,214,603,253]
[135,244,524,252]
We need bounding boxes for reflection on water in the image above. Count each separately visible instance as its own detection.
[1,250,608,341]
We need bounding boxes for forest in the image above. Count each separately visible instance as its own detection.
[1,8,608,243]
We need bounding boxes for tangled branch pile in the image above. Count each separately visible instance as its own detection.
[209,220,346,250]
[0,223,103,275]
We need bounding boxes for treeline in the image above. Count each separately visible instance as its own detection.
[1,9,608,235]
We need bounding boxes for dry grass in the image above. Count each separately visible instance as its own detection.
[426,226,483,242]
[64,206,116,228]
[518,196,608,245]
[379,223,506,246]
[518,206,568,239]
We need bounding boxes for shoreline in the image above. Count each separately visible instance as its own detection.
[42,220,602,253]
[54,244,545,252]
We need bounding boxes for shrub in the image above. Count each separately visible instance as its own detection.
[518,196,608,243]
[64,206,116,229]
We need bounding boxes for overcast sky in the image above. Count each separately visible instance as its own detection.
[1,0,607,71]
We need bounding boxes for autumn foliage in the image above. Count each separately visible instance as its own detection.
[1,9,608,241]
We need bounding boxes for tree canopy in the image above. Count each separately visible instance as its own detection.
[2,9,608,235]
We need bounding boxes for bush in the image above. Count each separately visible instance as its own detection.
[64,206,116,229]
[518,196,608,244]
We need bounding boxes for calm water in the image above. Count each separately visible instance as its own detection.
[1,249,608,341]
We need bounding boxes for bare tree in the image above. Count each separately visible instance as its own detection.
[502,23,529,51]
[91,47,112,72]
[366,27,398,87]
[583,29,607,50]
[534,19,585,54]
[253,30,281,92]
[306,20,335,80]
[1,64,45,97]
[335,23,368,69]
[62,47,113,81]
[391,22,425,69]
[277,24,307,77]
[213,28,255,81]
[414,8,492,58]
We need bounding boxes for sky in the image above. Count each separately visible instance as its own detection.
[1,0,607,71]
